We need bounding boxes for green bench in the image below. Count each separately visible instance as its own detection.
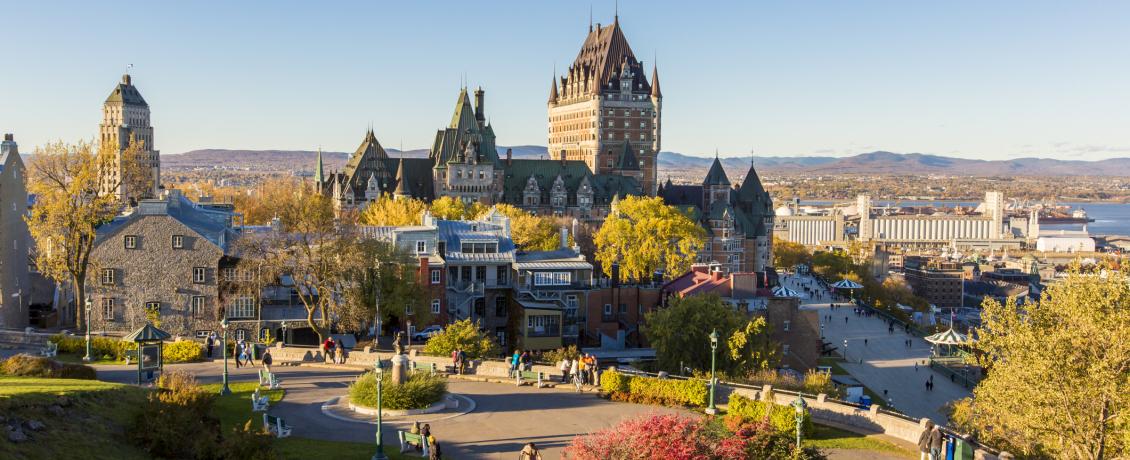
[515,370,546,388]
[251,389,269,412]
[411,362,437,374]
[258,369,281,389]
[40,342,58,358]
[398,430,431,456]
[262,414,291,438]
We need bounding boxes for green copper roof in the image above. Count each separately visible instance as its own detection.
[615,140,640,171]
[703,157,730,186]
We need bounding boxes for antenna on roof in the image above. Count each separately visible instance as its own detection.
[715,148,719,158]
[614,0,619,23]
[589,4,593,32]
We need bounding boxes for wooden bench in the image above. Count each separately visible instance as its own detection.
[515,370,546,388]
[40,342,58,358]
[251,389,269,412]
[411,362,437,375]
[262,414,291,438]
[259,369,281,389]
[397,430,431,456]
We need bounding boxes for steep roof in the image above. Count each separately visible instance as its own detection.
[342,129,391,185]
[104,74,148,106]
[548,76,559,102]
[449,88,479,132]
[737,160,766,199]
[703,157,731,186]
[430,88,500,167]
[501,159,640,207]
[650,65,662,98]
[394,158,411,196]
[561,19,652,97]
[615,140,640,170]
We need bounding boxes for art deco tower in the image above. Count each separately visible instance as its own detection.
[100,73,160,202]
[548,16,661,195]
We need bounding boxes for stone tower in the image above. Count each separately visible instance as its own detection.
[100,74,160,203]
[547,16,660,195]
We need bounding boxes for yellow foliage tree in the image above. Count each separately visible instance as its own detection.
[492,204,563,251]
[358,194,428,226]
[429,196,487,221]
[772,236,811,269]
[955,270,1130,459]
[232,177,305,225]
[25,140,144,328]
[594,196,705,281]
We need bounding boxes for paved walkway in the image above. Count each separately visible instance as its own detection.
[780,273,971,423]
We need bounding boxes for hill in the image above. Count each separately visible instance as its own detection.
[162,148,1130,177]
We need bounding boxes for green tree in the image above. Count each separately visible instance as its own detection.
[358,194,428,226]
[727,316,779,374]
[951,270,1130,459]
[644,295,750,376]
[26,140,146,329]
[422,319,500,360]
[338,238,429,335]
[594,196,705,281]
[772,236,811,269]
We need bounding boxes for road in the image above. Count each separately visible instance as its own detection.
[780,273,971,423]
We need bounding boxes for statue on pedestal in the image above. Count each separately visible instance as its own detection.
[393,331,406,355]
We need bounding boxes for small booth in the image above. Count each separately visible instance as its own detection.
[831,279,863,301]
[123,322,171,385]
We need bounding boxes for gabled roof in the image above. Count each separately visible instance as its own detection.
[95,193,238,253]
[449,88,479,132]
[342,129,391,186]
[430,88,500,168]
[615,140,640,170]
[703,157,730,186]
[562,18,652,97]
[105,74,148,106]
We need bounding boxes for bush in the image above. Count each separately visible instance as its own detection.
[422,319,500,360]
[600,369,708,407]
[564,413,826,460]
[0,354,97,379]
[221,419,279,460]
[50,334,136,361]
[727,394,813,435]
[349,371,447,410]
[735,369,841,399]
[164,340,204,363]
[541,345,580,364]
[130,372,221,458]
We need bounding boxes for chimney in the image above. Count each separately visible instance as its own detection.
[419,256,429,282]
[3,133,12,141]
[560,226,569,249]
[122,74,131,85]
[474,87,485,123]
[712,270,724,282]
[506,148,512,166]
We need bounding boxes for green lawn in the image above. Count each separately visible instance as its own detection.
[276,437,415,460]
[0,376,151,460]
[806,424,915,457]
[202,380,286,431]
[53,352,126,365]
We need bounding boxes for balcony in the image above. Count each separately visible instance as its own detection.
[259,306,322,321]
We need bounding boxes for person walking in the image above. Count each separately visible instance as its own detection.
[234,339,244,369]
[577,355,587,384]
[205,332,215,359]
[457,348,466,375]
[928,424,943,460]
[519,442,543,460]
[510,350,521,378]
[451,349,460,373]
[262,348,274,374]
[558,357,570,382]
[917,421,935,460]
[335,342,345,364]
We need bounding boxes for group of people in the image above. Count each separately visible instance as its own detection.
[559,354,600,385]
[408,421,442,459]
[322,336,345,364]
[509,349,534,376]
[204,332,273,372]
[234,338,256,368]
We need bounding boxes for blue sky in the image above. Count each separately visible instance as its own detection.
[3,1,1129,160]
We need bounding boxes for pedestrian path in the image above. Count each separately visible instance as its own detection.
[779,273,972,424]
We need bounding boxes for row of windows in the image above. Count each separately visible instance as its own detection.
[401,299,443,315]
[123,234,187,250]
[533,272,572,286]
[100,267,209,285]
[98,296,208,321]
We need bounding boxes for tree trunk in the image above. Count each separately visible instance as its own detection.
[305,306,322,344]
[72,274,86,330]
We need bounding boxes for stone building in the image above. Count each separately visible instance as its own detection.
[0,134,30,329]
[902,256,964,309]
[99,74,161,203]
[89,191,238,337]
[548,16,661,195]
[659,157,775,274]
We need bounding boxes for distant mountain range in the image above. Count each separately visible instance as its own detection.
[163,147,1130,177]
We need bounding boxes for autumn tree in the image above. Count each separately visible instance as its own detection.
[358,194,428,227]
[644,295,776,376]
[236,185,349,343]
[422,318,500,359]
[951,270,1129,459]
[772,236,811,269]
[594,196,705,281]
[492,204,563,251]
[232,177,304,225]
[25,140,144,329]
[338,238,429,335]
[429,196,487,221]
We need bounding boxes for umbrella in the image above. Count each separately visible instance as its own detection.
[772,286,805,298]
[925,328,972,346]
[831,280,864,289]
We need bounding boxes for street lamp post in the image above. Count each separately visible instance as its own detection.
[791,396,807,450]
[705,329,719,415]
[82,298,92,362]
[842,339,848,361]
[219,318,232,395]
[281,323,288,348]
[372,360,388,460]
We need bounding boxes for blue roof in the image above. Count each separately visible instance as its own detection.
[96,193,239,253]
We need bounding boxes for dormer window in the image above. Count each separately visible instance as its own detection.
[172,235,184,249]
[124,235,138,249]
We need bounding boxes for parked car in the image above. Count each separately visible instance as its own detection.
[412,325,444,341]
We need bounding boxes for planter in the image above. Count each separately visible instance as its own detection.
[347,394,456,417]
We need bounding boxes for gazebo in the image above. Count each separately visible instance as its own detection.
[772,286,806,299]
[831,279,863,301]
[123,322,171,385]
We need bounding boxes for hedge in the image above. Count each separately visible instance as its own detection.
[349,371,447,410]
[0,354,97,379]
[163,341,204,363]
[51,334,135,361]
[600,369,708,408]
[727,394,813,435]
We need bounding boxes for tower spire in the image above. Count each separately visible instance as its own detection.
[589,4,593,32]
[314,147,325,185]
[615,0,619,23]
